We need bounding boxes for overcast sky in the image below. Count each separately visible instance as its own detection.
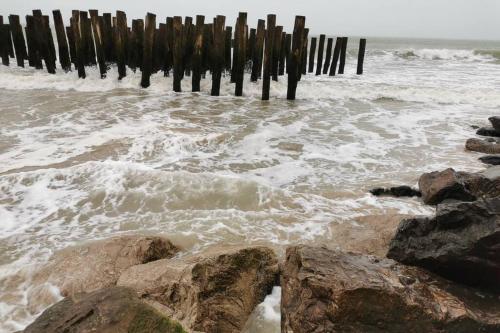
[1,0,499,40]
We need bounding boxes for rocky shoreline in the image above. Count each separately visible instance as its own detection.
[21,117,500,332]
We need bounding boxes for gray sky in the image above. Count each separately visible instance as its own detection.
[2,0,499,40]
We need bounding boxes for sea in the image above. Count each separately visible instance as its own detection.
[0,37,499,332]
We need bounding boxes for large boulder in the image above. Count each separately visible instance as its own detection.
[23,287,186,333]
[418,167,500,205]
[29,235,179,312]
[387,197,500,292]
[118,245,278,333]
[476,127,500,137]
[479,155,500,166]
[489,116,500,131]
[281,245,500,333]
[466,138,500,154]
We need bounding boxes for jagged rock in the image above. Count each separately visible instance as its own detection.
[418,167,500,205]
[477,127,500,137]
[281,245,500,333]
[370,186,421,198]
[489,116,500,131]
[479,155,500,165]
[466,138,500,154]
[118,246,278,333]
[23,287,186,333]
[31,235,179,301]
[387,197,500,292]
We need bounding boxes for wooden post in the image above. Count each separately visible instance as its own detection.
[262,14,275,100]
[183,16,193,76]
[287,16,305,100]
[308,37,316,73]
[43,16,57,70]
[172,16,184,92]
[52,11,71,71]
[224,26,232,73]
[158,23,167,74]
[25,15,41,69]
[140,13,155,88]
[329,37,341,76]
[33,10,56,73]
[284,33,291,74]
[234,12,247,96]
[8,15,28,67]
[338,37,347,74]
[272,25,282,81]
[192,15,205,92]
[165,17,173,76]
[211,15,225,96]
[248,28,256,65]
[357,38,366,75]
[0,20,9,66]
[71,10,85,78]
[116,11,127,79]
[201,23,212,76]
[89,10,107,78]
[80,12,95,66]
[128,19,138,72]
[322,37,333,74]
[299,28,308,79]
[102,13,113,62]
[66,26,75,65]
[315,34,325,75]
[251,19,264,82]
[278,31,286,76]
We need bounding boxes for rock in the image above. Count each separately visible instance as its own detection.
[479,155,500,165]
[281,245,500,333]
[477,127,500,137]
[489,116,500,131]
[466,138,500,154]
[23,287,186,333]
[32,235,180,298]
[418,167,500,205]
[387,197,500,292]
[370,185,421,198]
[118,246,278,333]
[330,214,411,258]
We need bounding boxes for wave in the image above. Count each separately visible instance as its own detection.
[394,48,498,62]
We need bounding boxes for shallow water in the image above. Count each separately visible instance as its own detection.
[0,37,499,332]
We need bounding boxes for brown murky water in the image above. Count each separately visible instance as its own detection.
[1,38,499,332]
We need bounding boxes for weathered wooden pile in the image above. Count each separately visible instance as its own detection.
[0,10,367,100]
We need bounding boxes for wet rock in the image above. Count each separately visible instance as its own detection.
[479,155,500,165]
[477,127,500,137]
[370,185,421,198]
[418,167,500,205]
[387,197,500,292]
[489,116,500,131]
[466,138,500,154]
[23,287,186,333]
[281,245,500,333]
[32,235,180,298]
[118,246,278,333]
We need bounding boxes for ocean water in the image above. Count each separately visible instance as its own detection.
[0,37,499,332]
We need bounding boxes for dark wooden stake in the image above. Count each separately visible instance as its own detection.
[234,12,247,96]
[287,16,305,100]
[116,11,127,79]
[172,16,184,92]
[329,37,341,76]
[102,13,113,62]
[141,13,156,88]
[272,25,282,81]
[0,20,9,66]
[278,31,286,76]
[308,37,316,73]
[315,34,325,75]
[250,19,264,82]
[89,10,107,77]
[338,36,347,74]
[25,16,37,67]
[192,15,205,92]
[262,14,275,100]
[52,11,71,71]
[8,15,28,67]
[284,33,291,74]
[224,26,232,73]
[322,37,333,74]
[211,15,225,96]
[71,10,85,78]
[357,38,366,75]
[299,28,308,79]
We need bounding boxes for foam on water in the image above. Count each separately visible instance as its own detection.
[0,38,499,332]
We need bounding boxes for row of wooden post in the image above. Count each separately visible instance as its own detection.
[0,10,367,100]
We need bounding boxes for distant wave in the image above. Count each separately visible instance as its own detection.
[394,48,499,61]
